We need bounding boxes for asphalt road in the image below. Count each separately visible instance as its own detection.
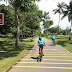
[7,38,72,72]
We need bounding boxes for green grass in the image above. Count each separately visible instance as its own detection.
[0,37,34,72]
[46,35,72,53]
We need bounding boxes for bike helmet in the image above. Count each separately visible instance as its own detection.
[39,36,42,40]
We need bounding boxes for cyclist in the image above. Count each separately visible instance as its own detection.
[52,35,55,44]
[38,37,45,56]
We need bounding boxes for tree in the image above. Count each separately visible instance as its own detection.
[53,2,66,34]
[65,27,70,35]
[23,4,43,37]
[0,6,16,35]
[19,4,42,40]
[61,1,72,40]
[42,11,53,37]
[2,0,41,48]
[48,27,58,33]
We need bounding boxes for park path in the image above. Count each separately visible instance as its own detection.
[7,38,72,72]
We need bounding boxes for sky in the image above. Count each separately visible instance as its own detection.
[35,0,71,33]
[0,0,71,33]
[0,0,7,5]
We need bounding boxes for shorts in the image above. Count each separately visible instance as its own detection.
[39,44,43,48]
[52,39,55,40]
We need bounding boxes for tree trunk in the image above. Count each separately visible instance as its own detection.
[70,20,72,33]
[31,30,33,37]
[15,8,20,48]
[21,24,23,42]
[69,20,72,40]
[58,14,60,35]
[21,22,25,41]
[46,30,48,38]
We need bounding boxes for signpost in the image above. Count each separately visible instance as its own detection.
[0,13,4,25]
[0,4,5,25]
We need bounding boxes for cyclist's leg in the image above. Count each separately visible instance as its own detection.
[39,47,40,54]
[53,39,54,44]
[39,44,44,55]
[39,45,42,54]
[53,39,55,45]
[42,47,44,56]
[52,39,54,44]
[53,39,54,43]
[54,39,55,43]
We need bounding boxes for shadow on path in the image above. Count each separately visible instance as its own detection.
[31,57,38,59]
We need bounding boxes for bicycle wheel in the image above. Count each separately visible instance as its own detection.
[40,48,42,62]
[37,55,41,62]
[40,58,42,62]
[53,39,55,45]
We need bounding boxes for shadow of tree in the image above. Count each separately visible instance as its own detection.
[0,40,32,60]
[0,46,25,60]
[57,41,67,46]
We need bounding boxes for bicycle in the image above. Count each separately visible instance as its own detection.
[53,39,56,45]
[37,48,43,62]
[37,45,45,62]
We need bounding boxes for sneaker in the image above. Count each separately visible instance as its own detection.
[43,54,44,56]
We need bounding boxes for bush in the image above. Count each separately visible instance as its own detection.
[6,33,13,38]
[41,34,45,37]
[59,33,63,35]
[48,33,55,35]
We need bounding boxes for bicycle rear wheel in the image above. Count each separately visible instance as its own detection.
[40,48,42,62]
[40,58,42,62]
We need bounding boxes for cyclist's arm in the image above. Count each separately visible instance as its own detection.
[43,42,45,45]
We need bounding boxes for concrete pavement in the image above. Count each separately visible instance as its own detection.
[7,38,72,72]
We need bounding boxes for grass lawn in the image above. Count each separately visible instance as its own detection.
[0,37,34,72]
[46,35,72,53]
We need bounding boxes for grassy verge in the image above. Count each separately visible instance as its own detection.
[46,35,72,53]
[0,37,34,72]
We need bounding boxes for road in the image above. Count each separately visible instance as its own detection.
[7,38,72,72]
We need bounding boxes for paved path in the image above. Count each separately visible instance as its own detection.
[8,38,72,72]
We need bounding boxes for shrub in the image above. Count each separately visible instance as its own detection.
[41,34,45,37]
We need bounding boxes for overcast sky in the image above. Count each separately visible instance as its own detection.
[35,0,71,31]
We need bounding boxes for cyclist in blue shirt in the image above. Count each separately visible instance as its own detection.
[52,35,55,44]
[38,37,45,56]
[52,35,55,40]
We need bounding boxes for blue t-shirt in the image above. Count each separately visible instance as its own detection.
[38,40,44,45]
[52,35,55,39]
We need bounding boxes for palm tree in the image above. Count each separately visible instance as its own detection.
[43,12,53,38]
[61,1,72,40]
[53,2,66,35]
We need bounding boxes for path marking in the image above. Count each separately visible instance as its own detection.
[12,66,72,69]
[16,62,72,64]
[30,52,68,53]
[28,54,71,55]
[21,59,72,61]
[25,56,72,57]
[36,49,57,50]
